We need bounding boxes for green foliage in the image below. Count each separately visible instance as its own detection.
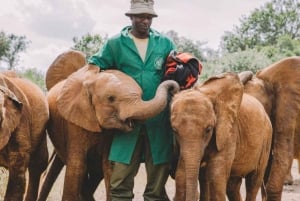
[202,37,300,80]
[201,49,273,80]
[209,0,300,80]
[19,68,46,92]
[0,32,10,61]
[221,0,300,52]
[72,33,107,59]
[164,30,209,62]
[218,49,272,73]
[0,31,30,70]
[260,35,300,61]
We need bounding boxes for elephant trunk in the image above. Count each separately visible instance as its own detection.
[181,140,203,201]
[120,80,179,120]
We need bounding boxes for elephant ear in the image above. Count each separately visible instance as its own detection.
[0,85,23,149]
[57,65,101,132]
[200,72,243,151]
[46,50,87,90]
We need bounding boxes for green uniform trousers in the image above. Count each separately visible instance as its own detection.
[109,126,170,201]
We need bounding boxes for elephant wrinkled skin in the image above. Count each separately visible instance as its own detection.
[239,56,300,201]
[0,71,49,201]
[37,50,179,201]
[170,72,272,201]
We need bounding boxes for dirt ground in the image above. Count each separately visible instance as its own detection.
[0,160,299,200]
[44,160,300,201]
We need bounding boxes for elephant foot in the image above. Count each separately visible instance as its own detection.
[284,174,293,185]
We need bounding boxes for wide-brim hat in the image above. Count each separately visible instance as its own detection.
[125,0,158,17]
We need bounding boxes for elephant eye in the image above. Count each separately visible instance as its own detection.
[204,126,213,136]
[108,96,115,103]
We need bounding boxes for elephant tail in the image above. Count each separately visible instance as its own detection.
[238,70,254,85]
[45,50,87,90]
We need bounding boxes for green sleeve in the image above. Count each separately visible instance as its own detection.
[87,40,115,70]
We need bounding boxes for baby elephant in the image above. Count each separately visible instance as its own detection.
[171,72,272,201]
[0,71,49,201]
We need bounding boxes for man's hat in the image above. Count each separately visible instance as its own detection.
[125,0,158,17]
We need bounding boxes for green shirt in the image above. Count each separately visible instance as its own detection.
[88,26,176,164]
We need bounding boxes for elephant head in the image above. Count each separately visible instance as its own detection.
[239,56,300,199]
[171,72,243,200]
[46,51,180,133]
[0,76,23,150]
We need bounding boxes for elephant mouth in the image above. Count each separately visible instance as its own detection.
[125,118,135,129]
[124,119,144,131]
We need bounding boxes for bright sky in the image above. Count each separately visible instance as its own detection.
[0,0,270,72]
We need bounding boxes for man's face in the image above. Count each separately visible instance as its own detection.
[130,14,153,36]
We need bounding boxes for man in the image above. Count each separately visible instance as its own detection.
[88,0,176,200]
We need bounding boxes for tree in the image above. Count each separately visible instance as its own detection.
[260,34,300,60]
[201,48,272,81]
[165,30,209,62]
[20,68,46,92]
[72,33,107,59]
[0,32,9,61]
[221,0,300,52]
[0,31,30,70]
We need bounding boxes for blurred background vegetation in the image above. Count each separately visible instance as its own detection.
[0,0,299,90]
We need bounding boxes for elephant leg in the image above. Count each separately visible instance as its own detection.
[284,167,293,185]
[80,172,99,201]
[266,163,291,201]
[226,176,242,201]
[261,182,267,201]
[260,153,272,201]
[96,134,114,201]
[205,162,230,201]
[266,149,294,200]
[5,152,30,201]
[284,151,295,185]
[284,157,300,185]
[25,135,49,201]
[80,146,104,201]
[63,147,87,200]
[245,171,264,201]
[37,152,64,201]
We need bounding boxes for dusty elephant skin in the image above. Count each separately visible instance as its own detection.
[0,71,49,201]
[170,72,272,201]
[239,56,300,201]
[37,50,179,201]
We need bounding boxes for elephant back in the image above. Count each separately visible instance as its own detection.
[46,50,87,90]
[1,72,49,120]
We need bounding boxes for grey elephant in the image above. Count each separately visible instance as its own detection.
[37,50,179,201]
[0,71,49,201]
[170,72,272,201]
[239,56,300,200]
